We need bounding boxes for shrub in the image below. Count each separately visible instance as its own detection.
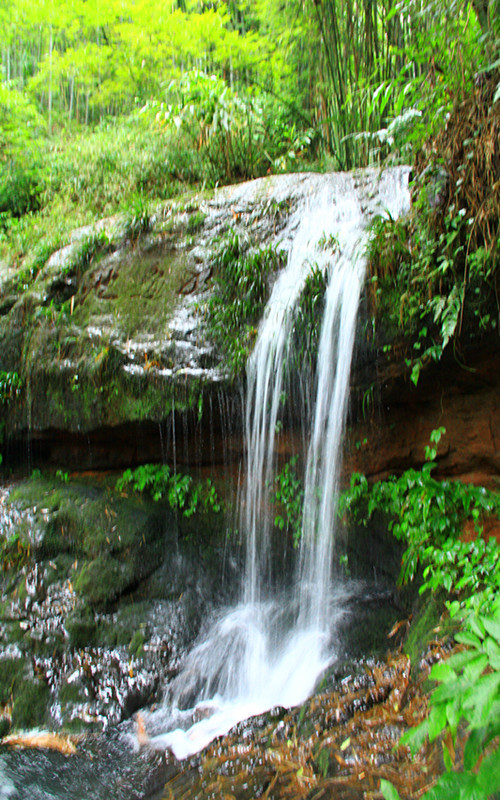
[201,231,284,378]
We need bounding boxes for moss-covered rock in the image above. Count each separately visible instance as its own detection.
[74,555,137,606]
[65,606,98,649]
[0,472,231,731]
[0,181,294,464]
[11,678,50,730]
[0,658,24,706]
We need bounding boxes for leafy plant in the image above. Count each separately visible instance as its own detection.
[146,70,314,183]
[271,455,304,547]
[201,231,284,378]
[343,428,500,800]
[186,210,207,235]
[351,433,500,800]
[291,263,328,374]
[123,195,153,241]
[420,536,500,607]
[116,463,222,517]
[366,70,499,386]
[339,428,500,586]
[381,598,500,800]
[56,470,70,484]
[0,371,22,404]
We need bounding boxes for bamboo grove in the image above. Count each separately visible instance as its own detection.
[1,0,498,189]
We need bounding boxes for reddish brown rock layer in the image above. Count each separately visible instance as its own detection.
[344,342,500,489]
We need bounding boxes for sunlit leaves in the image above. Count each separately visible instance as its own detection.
[1,0,264,124]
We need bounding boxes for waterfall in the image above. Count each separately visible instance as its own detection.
[297,168,411,635]
[149,168,411,758]
[243,176,356,608]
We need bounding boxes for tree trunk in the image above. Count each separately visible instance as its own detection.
[48,25,53,135]
[68,75,74,121]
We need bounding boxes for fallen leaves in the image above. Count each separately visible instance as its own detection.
[3,731,77,755]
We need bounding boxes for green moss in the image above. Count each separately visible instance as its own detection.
[7,622,24,644]
[66,606,98,648]
[71,245,188,338]
[11,678,50,730]
[404,591,458,672]
[73,555,136,606]
[5,475,168,612]
[7,343,204,433]
[0,201,219,437]
[0,658,24,705]
[64,600,154,650]
[59,680,86,705]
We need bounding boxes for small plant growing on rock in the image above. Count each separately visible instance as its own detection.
[201,231,284,379]
[339,428,500,586]
[116,463,223,516]
[341,428,500,800]
[271,455,304,547]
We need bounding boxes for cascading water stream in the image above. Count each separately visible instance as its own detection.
[296,168,411,639]
[149,168,411,759]
[243,178,355,607]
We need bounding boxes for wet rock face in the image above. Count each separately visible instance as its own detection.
[0,175,302,466]
[1,167,449,477]
[0,476,232,733]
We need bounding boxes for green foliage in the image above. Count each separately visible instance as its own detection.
[201,232,284,378]
[122,195,153,241]
[57,119,183,213]
[371,436,500,800]
[116,463,222,517]
[382,598,500,800]
[420,536,500,607]
[271,455,304,547]
[14,233,65,291]
[366,214,411,286]
[358,0,499,165]
[292,263,328,372]
[1,0,265,124]
[0,371,22,404]
[368,206,498,385]
[56,469,70,484]
[0,84,46,221]
[380,780,401,800]
[367,70,499,385]
[146,70,314,183]
[186,210,207,235]
[304,0,498,167]
[0,0,497,197]
[0,118,170,274]
[340,428,500,586]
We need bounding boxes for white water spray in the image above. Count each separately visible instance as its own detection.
[149,168,410,758]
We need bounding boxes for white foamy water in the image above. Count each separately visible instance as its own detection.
[148,168,411,758]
